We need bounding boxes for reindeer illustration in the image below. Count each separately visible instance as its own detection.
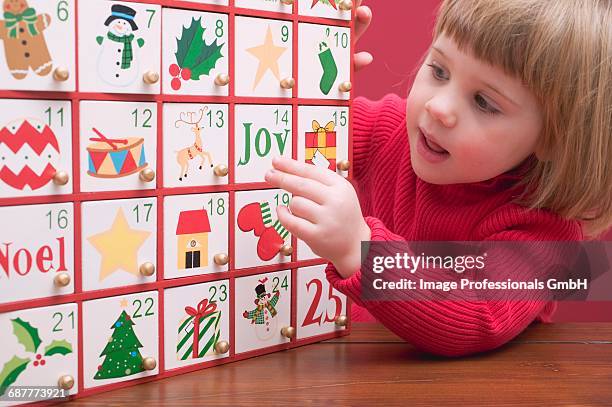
[175,108,214,181]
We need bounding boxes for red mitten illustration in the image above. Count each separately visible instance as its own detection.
[238,202,266,236]
[257,226,285,261]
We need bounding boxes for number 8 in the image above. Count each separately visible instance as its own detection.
[215,20,224,37]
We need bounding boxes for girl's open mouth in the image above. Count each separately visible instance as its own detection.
[417,128,450,163]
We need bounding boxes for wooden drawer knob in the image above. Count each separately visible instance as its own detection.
[52,171,70,186]
[338,81,352,92]
[139,168,156,182]
[143,70,160,85]
[53,67,70,82]
[215,73,230,86]
[280,0,294,4]
[57,375,74,390]
[54,272,71,287]
[280,244,293,256]
[213,164,229,177]
[335,315,348,326]
[214,340,230,354]
[337,160,351,171]
[339,0,353,10]
[281,326,295,338]
[142,357,157,370]
[214,253,229,266]
[280,77,295,89]
[139,262,155,276]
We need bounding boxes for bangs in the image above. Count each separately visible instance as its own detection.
[433,0,548,85]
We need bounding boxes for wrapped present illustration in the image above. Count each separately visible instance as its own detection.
[177,299,221,360]
[305,120,336,171]
[86,127,148,178]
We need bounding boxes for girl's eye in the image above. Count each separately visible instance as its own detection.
[427,63,449,81]
[475,94,500,115]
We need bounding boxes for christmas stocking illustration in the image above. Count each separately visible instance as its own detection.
[237,201,272,237]
[0,0,53,80]
[257,220,289,261]
[238,201,289,260]
[318,42,338,95]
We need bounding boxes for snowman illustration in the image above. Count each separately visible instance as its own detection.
[95,4,145,87]
[243,279,280,341]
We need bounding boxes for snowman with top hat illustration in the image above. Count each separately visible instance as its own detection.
[243,278,281,341]
[95,4,145,87]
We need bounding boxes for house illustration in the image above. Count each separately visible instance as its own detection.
[176,209,211,269]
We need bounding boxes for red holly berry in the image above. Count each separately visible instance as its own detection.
[33,361,39,367]
[36,354,42,360]
[171,77,182,91]
[40,360,46,366]
[181,68,192,80]
[169,63,180,77]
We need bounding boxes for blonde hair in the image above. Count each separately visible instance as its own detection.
[434,0,612,238]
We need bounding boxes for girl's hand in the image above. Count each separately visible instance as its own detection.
[354,0,373,71]
[265,157,371,279]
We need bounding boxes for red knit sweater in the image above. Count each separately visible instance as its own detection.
[325,95,583,357]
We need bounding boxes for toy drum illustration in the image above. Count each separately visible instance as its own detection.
[87,128,148,178]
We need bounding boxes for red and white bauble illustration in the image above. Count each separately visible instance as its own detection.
[0,118,60,191]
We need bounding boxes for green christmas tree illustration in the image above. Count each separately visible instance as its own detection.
[94,311,144,380]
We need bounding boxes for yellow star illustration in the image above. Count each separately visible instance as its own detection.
[87,208,151,281]
[246,25,287,90]
[119,299,128,308]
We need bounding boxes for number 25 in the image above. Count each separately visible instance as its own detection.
[302,278,342,327]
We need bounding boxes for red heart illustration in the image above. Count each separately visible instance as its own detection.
[238,202,266,236]
[257,227,285,261]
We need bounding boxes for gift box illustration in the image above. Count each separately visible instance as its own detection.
[177,299,221,360]
[305,120,336,171]
[87,127,148,178]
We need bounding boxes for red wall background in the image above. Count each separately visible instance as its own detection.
[353,0,612,322]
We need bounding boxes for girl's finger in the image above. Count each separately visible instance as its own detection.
[265,169,328,205]
[288,195,322,224]
[355,5,372,42]
[276,205,317,242]
[271,156,338,186]
[355,51,373,71]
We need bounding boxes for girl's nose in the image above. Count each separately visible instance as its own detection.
[425,98,458,128]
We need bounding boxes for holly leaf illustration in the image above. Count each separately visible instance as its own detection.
[175,17,205,68]
[0,356,30,396]
[190,39,224,80]
[11,318,42,353]
[44,339,73,356]
[175,17,224,79]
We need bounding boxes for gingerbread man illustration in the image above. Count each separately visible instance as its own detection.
[0,0,53,79]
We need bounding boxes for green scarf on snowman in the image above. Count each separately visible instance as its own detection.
[105,32,144,69]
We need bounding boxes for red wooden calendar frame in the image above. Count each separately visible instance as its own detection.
[0,0,354,402]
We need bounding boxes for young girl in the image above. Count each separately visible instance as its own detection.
[265,0,612,356]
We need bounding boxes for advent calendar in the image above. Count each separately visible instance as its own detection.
[0,0,353,404]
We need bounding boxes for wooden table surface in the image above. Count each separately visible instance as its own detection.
[63,322,612,406]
